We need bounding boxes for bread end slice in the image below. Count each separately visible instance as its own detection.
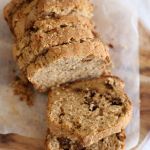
[27,39,111,92]
[47,76,132,146]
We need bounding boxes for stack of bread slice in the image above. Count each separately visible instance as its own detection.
[4,0,132,149]
[4,0,111,92]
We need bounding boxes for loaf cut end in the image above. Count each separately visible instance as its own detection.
[28,56,110,92]
[27,38,111,91]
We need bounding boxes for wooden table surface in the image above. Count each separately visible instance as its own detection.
[0,24,150,150]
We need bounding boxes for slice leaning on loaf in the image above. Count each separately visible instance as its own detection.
[47,76,132,146]
[27,38,111,92]
[46,129,126,150]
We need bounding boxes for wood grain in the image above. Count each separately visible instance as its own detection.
[0,23,150,150]
[0,134,44,150]
[138,22,150,147]
[139,22,150,76]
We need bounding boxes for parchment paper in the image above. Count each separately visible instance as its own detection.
[0,0,140,149]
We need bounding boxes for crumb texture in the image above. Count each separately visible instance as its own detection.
[47,76,132,146]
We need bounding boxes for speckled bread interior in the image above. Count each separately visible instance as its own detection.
[47,76,132,146]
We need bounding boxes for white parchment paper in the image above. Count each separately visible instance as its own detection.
[93,1,139,149]
[0,0,140,149]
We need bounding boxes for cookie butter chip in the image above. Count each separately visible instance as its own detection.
[29,26,38,32]
[84,90,99,111]
[111,97,123,106]
[59,107,65,124]
[60,24,68,28]
[82,54,95,62]
[57,137,71,150]
[73,121,81,129]
[105,79,114,90]
[89,101,98,111]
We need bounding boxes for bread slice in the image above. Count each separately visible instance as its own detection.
[3,0,27,32]
[4,0,93,39]
[11,0,38,39]
[46,130,126,150]
[33,15,94,33]
[47,76,132,146]
[14,23,95,58]
[26,39,111,91]
[3,0,37,37]
[13,15,95,70]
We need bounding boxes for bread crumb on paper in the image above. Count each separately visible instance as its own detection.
[11,76,35,106]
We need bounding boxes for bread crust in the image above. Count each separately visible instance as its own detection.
[37,0,94,18]
[3,0,26,31]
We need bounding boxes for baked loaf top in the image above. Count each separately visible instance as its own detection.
[4,0,93,39]
[46,130,125,150]
[47,76,132,146]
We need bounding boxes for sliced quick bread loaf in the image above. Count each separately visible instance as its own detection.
[46,130,125,150]
[27,39,111,91]
[47,76,132,146]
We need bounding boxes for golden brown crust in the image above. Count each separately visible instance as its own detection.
[47,76,132,146]
[15,26,95,70]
